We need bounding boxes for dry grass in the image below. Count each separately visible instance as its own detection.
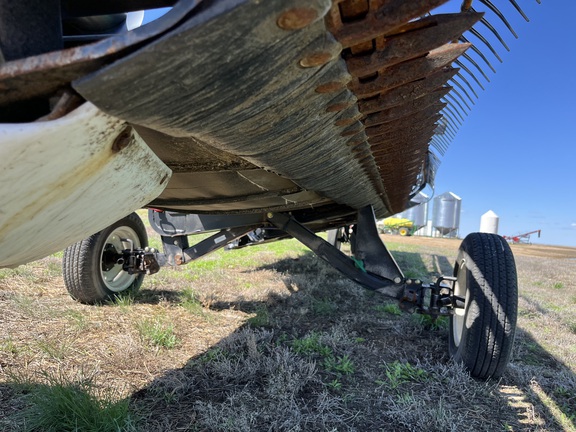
[1,227,575,431]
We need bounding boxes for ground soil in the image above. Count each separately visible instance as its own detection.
[1,232,575,431]
[388,234,576,259]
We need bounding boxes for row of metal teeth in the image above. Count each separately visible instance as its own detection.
[326,0,537,210]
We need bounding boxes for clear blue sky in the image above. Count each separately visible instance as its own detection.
[144,2,575,247]
[432,1,576,247]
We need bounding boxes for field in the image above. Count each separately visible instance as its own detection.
[1,224,575,431]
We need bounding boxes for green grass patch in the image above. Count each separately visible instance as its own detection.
[325,379,342,390]
[179,287,204,315]
[137,318,178,349]
[12,372,136,431]
[1,337,20,355]
[323,355,355,376]
[411,313,449,331]
[36,339,71,360]
[374,303,402,316]
[379,361,428,389]
[110,292,135,308]
[291,333,332,357]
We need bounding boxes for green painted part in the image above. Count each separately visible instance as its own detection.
[352,257,366,273]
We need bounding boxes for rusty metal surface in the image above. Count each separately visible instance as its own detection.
[0,0,536,220]
[67,0,531,216]
[73,0,392,217]
[326,2,481,212]
[343,13,482,77]
[0,0,206,108]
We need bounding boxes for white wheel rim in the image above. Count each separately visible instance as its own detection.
[453,259,468,347]
[100,226,141,292]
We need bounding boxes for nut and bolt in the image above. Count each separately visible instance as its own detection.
[299,52,335,68]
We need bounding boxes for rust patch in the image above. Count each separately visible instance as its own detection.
[335,116,362,127]
[299,52,336,68]
[277,8,319,30]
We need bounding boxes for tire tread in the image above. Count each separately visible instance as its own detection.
[449,232,518,379]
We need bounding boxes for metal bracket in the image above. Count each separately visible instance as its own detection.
[266,210,405,298]
[164,226,261,266]
[121,225,260,273]
[351,206,405,283]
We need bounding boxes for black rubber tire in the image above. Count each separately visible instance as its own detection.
[63,213,148,304]
[449,233,518,379]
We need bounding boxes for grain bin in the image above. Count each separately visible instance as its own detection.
[399,192,429,229]
[479,210,499,234]
[432,192,461,237]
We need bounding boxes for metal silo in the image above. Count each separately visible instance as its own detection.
[400,192,429,229]
[432,192,461,237]
[480,210,499,234]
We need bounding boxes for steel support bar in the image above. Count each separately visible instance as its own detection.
[175,226,261,265]
[267,210,405,298]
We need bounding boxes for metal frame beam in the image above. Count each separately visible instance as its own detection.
[267,208,405,298]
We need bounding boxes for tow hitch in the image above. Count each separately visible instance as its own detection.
[400,276,465,317]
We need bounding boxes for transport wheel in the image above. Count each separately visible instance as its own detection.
[63,213,148,304]
[449,233,518,379]
[398,227,410,236]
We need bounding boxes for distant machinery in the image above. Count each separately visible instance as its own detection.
[377,217,414,236]
[379,191,462,238]
[503,230,541,244]
[432,192,461,238]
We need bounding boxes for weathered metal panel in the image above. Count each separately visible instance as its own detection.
[73,0,391,217]
[0,103,171,267]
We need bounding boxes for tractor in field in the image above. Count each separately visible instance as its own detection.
[377,218,415,236]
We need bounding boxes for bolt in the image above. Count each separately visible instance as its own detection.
[299,52,335,68]
[394,277,402,284]
[267,212,274,219]
[277,8,318,30]
[111,126,132,152]
[174,254,183,265]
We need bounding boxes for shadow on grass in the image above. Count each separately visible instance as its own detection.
[129,247,575,429]
[3,242,575,431]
